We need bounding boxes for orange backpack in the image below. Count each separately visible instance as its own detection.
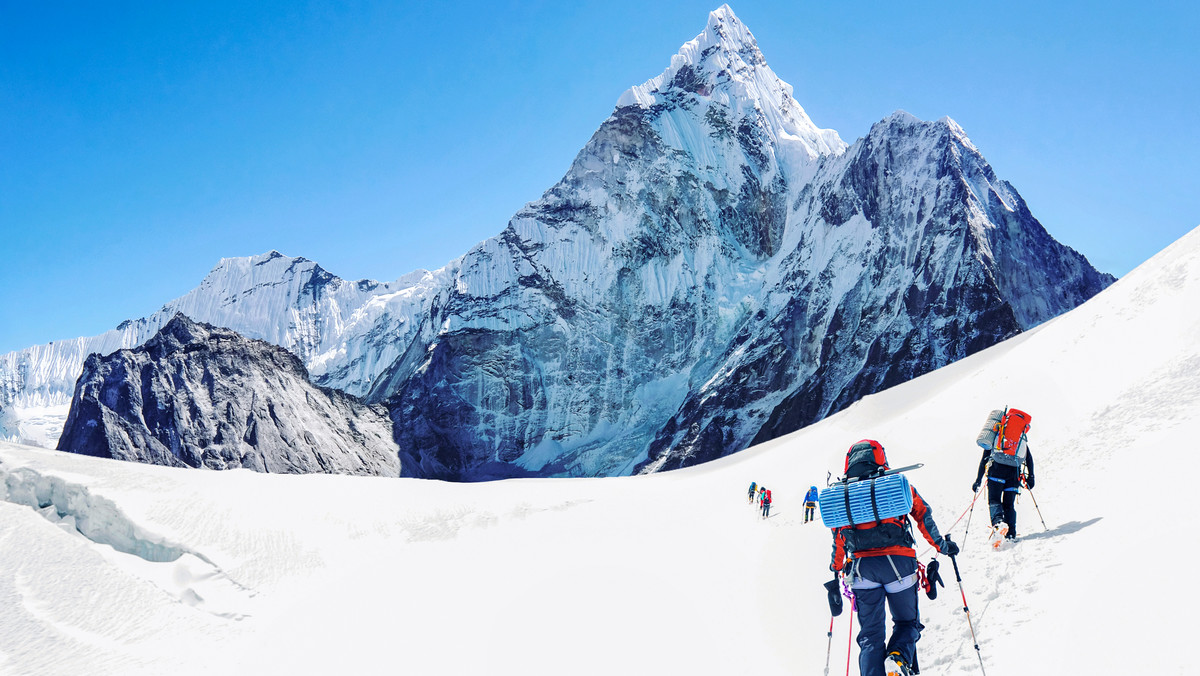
[991,408,1031,467]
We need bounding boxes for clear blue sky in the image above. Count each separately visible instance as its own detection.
[2,1,1197,354]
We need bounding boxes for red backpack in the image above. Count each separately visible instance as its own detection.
[992,408,1032,467]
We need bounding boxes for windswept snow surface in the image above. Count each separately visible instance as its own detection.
[3,224,1199,674]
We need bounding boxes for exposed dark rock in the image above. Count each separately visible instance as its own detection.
[57,314,400,476]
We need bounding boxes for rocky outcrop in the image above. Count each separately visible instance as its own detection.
[57,314,400,476]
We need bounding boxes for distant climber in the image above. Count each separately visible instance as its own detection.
[972,408,1036,543]
[748,481,758,504]
[761,488,772,519]
[803,485,819,524]
[828,440,957,676]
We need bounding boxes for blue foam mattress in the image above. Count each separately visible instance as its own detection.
[819,473,913,529]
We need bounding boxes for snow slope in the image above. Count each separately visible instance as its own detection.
[3,222,1195,674]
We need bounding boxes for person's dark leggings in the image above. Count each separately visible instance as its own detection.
[850,556,922,676]
[987,463,1020,536]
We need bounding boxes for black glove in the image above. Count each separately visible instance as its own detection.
[824,578,843,616]
[939,539,959,557]
[1025,474,1035,490]
[924,559,945,600]
[971,480,980,493]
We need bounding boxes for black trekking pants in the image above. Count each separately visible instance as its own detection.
[850,556,922,676]
[986,464,1020,536]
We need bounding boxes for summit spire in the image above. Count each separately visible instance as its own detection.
[616,4,844,160]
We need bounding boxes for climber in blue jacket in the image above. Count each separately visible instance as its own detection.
[804,485,819,524]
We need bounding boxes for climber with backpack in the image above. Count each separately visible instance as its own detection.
[748,481,758,504]
[972,408,1036,544]
[761,487,772,519]
[803,485,819,523]
[827,440,958,676]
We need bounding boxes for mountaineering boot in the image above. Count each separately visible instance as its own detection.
[992,523,1009,549]
[884,651,913,676]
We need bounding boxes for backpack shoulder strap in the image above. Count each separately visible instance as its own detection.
[841,481,854,526]
[869,477,882,523]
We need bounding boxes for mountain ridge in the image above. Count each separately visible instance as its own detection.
[3,6,1113,480]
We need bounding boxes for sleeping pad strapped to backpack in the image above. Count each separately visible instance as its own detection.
[819,440,915,539]
[825,441,921,553]
[976,407,1032,467]
[819,473,913,529]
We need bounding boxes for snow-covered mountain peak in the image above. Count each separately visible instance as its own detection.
[934,115,979,153]
[699,3,764,68]
[874,109,954,136]
[3,6,1114,480]
[875,110,968,138]
[201,250,325,288]
[853,111,990,184]
[616,5,845,159]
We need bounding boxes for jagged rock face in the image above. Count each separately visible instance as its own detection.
[385,10,1112,479]
[639,113,1115,471]
[57,315,401,476]
[385,6,848,480]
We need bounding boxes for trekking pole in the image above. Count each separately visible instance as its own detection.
[841,580,856,676]
[961,484,983,546]
[1026,485,1049,531]
[963,460,992,545]
[824,615,835,676]
[844,600,855,676]
[946,537,987,676]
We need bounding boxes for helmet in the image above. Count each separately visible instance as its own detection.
[844,439,888,478]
